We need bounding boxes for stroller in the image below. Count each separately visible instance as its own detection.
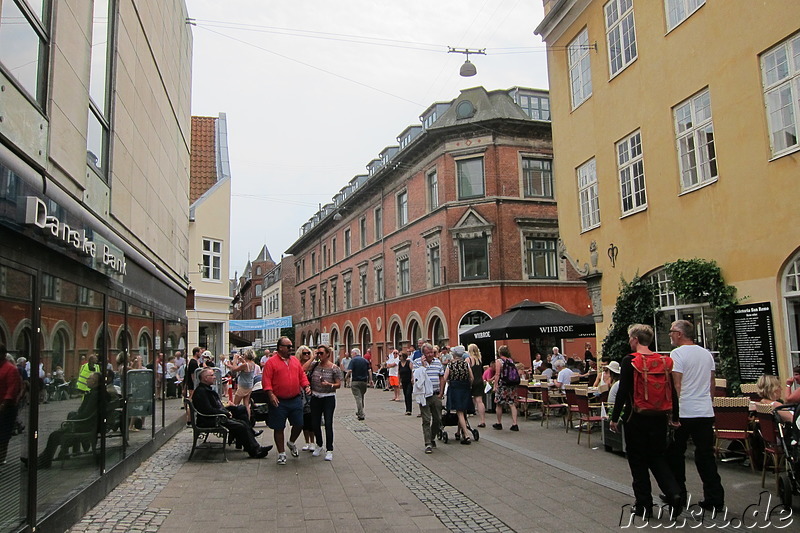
[438,389,479,444]
[775,404,800,509]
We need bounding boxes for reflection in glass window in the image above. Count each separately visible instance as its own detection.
[457,158,485,199]
[0,0,46,103]
[87,0,114,180]
[460,238,488,280]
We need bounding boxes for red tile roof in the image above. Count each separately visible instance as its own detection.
[190,116,218,204]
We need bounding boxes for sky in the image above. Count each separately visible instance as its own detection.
[185,0,551,278]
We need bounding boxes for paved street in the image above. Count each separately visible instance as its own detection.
[68,388,790,532]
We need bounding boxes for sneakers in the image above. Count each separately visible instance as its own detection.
[287,441,299,457]
[312,446,322,457]
[425,445,433,454]
[510,424,519,431]
[302,444,311,452]
[492,423,503,430]
[324,451,333,461]
[277,453,287,465]
[405,412,412,416]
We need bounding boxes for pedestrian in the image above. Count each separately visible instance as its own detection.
[444,346,473,444]
[413,343,444,454]
[184,347,202,401]
[386,349,400,401]
[610,324,681,519]
[76,354,100,394]
[225,348,258,421]
[492,346,519,431]
[348,348,372,420]
[398,343,414,415]
[665,320,725,513]
[1,347,22,465]
[295,345,316,451]
[339,351,352,388]
[262,337,310,465]
[467,344,487,428]
[306,344,342,461]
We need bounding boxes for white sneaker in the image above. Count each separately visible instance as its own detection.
[277,453,287,465]
[287,441,299,457]
[302,444,311,452]
[312,446,322,457]
[324,451,333,461]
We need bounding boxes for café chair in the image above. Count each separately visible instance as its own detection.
[714,378,728,398]
[515,384,541,419]
[564,385,584,432]
[755,403,785,490]
[539,387,567,428]
[712,396,754,472]
[576,388,603,447]
[739,383,761,402]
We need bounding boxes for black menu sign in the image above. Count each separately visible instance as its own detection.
[734,302,779,381]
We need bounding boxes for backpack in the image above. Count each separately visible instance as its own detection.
[631,352,673,415]
[500,357,520,387]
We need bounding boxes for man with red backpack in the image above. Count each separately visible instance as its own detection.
[665,320,724,514]
[610,324,681,520]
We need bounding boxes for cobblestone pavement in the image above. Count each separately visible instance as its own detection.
[67,431,192,533]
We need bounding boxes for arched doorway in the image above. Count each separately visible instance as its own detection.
[390,322,403,350]
[359,323,371,353]
[429,316,445,347]
[459,310,493,365]
[408,320,421,348]
[344,327,354,354]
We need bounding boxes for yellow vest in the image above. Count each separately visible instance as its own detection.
[77,363,99,392]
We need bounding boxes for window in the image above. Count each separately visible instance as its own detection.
[568,28,593,108]
[321,285,327,315]
[374,207,383,240]
[519,94,550,120]
[332,237,337,263]
[344,229,351,256]
[255,284,263,297]
[0,0,49,105]
[310,292,316,318]
[427,169,439,210]
[526,238,558,279]
[616,130,647,214]
[331,282,337,312]
[460,238,488,280]
[604,0,637,77]
[344,279,352,309]
[295,262,301,280]
[202,238,222,280]
[673,88,717,191]
[375,266,384,302]
[301,293,306,319]
[359,217,367,248]
[87,0,114,179]
[649,269,717,353]
[359,270,368,305]
[761,33,800,156]
[322,244,328,269]
[301,258,306,278]
[522,157,553,198]
[397,191,408,227]
[311,252,316,274]
[665,0,705,31]
[398,257,410,295]
[429,245,441,287]
[256,266,262,275]
[457,158,485,199]
[577,159,600,231]
[255,305,263,318]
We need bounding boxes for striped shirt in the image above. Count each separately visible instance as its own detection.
[425,358,444,393]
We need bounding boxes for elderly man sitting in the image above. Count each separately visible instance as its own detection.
[192,368,271,459]
[554,360,574,391]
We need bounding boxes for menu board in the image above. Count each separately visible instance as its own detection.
[734,302,779,381]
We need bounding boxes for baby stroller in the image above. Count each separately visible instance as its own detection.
[439,391,479,444]
[775,404,800,509]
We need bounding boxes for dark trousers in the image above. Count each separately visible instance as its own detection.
[310,395,336,451]
[401,380,413,413]
[220,418,259,455]
[667,416,724,506]
[623,413,680,507]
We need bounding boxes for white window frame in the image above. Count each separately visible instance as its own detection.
[344,228,352,257]
[673,88,718,192]
[427,168,439,210]
[525,238,559,279]
[397,190,408,227]
[577,158,600,231]
[202,238,222,281]
[374,207,383,240]
[616,130,647,215]
[429,244,441,288]
[604,0,637,78]
[665,0,705,32]
[398,257,410,295]
[761,32,800,157]
[568,28,593,109]
[359,217,367,248]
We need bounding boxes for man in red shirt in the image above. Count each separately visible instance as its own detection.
[1,345,23,464]
[263,337,310,465]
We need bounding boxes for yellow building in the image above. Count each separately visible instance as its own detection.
[536,0,800,379]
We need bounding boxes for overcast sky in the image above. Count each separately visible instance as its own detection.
[185,0,550,278]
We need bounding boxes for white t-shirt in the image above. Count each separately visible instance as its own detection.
[671,344,715,418]
[556,367,573,389]
[386,354,399,377]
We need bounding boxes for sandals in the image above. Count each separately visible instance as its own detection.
[460,437,471,445]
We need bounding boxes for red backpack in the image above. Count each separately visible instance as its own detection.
[630,352,673,415]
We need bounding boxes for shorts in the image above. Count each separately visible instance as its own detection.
[234,386,253,398]
[267,395,304,430]
[389,376,399,387]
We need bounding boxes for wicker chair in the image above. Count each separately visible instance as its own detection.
[755,403,784,489]
[714,378,728,397]
[712,396,754,472]
[739,383,761,402]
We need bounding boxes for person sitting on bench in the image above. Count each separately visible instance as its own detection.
[192,368,271,459]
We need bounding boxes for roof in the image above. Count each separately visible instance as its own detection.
[190,116,218,204]
[428,87,531,130]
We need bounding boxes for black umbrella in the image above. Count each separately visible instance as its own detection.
[460,300,596,344]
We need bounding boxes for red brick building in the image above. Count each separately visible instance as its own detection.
[286,87,593,366]
[230,245,276,346]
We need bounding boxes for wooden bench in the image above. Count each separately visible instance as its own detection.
[185,399,229,461]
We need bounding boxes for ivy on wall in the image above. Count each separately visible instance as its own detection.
[664,259,739,390]
[601,274,657,360]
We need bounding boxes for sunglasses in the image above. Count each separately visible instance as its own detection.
[281,344,293,349]
[315,351,325,356]
[302,351,311,355]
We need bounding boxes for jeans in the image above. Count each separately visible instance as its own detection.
[667,416,724,505]
[401,380,413,413]
[310,395,336,451]
[623,413,680,507]
[419,394,443,446]
[351,381,368,418]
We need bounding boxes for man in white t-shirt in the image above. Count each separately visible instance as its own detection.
[554,360,573,391]
[386,350,400,401]
[666,319,724,513]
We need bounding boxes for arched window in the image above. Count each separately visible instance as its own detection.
[15,327,32,360]
[783,252,800,369]
[391,322,403,350]
[408,320,421,348]
[359,324,371,353]
[429,316,445,347]
[52,329,68,372]
[139,332,152,366]
[344,327,354,354]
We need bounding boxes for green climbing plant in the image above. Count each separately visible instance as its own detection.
[664,259,739,390]
[601,274,657,361]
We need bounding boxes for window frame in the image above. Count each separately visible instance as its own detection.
[604,0,638,79]
[525,237,559,280]
[374,207,383,240]
[429,245,441,288]
[398,257,410,295]
[522,156,554,199]
[760,32,800,158]
[673,88,718,193]
[456,157,485,200]
[665,0,705,32]
[344,228,351,257]
[577,158,601,231]
[201,238,222,281]
[460,237,489,281]
[568,28,593,109]
[359,269,368,305]
[396,190,408,227]
[616,129,647,215]
[359,217,367,249]
[427,168,439,210]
